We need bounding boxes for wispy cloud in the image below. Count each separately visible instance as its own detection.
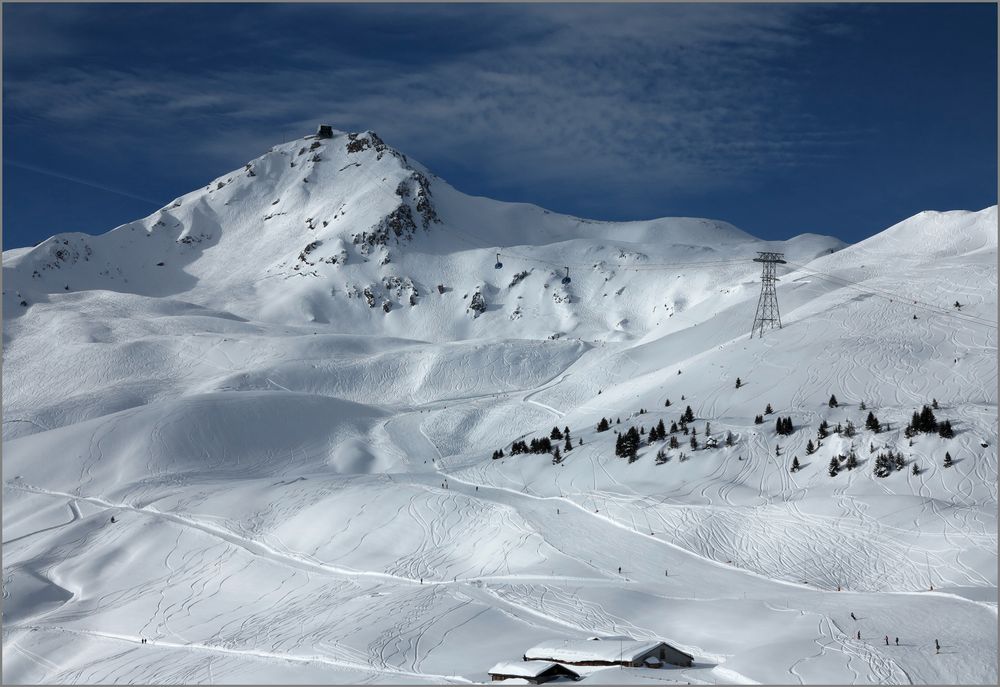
[3,4,863,216]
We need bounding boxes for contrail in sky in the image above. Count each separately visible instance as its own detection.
[5,159,163,206]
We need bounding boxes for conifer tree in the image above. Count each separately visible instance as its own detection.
[655,447,668,464]
[932,398,939,410]
[818,420,829,439]
[846,451,858,471]
[597,417,610,432]
[705,422,711,436]
[865,411,881,433]
[664,399,672,407]
[565,435,573,452]
[754,414,764,425]
[551,426,563,440]
[726,431,734,447]
[669,435,679,449]
[690,434,699,450]
[806,439,816,455]
[860,400,866,410]
[735,377,742,389]
[912,463,920,476]
[564,426,572,441]
[684,405,695,422]
[765,403,774,415]
[552,447,562,464]
[829,457,840,476]
[670,421,678,434]
[943,452,953,468]
[828,394,839,408]
[938,420,954,439]
[791,456,800,472]
[656,419,666,439]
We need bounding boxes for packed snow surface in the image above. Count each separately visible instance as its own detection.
[2,127,997,684]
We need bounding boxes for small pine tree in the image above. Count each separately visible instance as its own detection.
[932,398,939,409]
[828,394,839,408]
[735,377,742,389]
[818,420,829,439]
[860,400,866,410]
[552,447,562,465]
[684,405,695,422]
[844,420,856,438]
[564,435,573,452]
[664,398,672,407]
[682,424,689,435]
[938,420,954,439]
[912,463,920,476]
[640,426,646,435]
[597,418,610,432]
[754,414,764,425]
[564,426,571,440]
[550,426,563,440]
[765,403,774,415]
[669,421,678,434]
[805,439,816,455]
[791,456,800,472]
[726,431,734,447]
[705,422,711,436]
[655,447,669,465]
[669,435,679,449]
[616,417,621,424]
[690,434,699,450]
[846,451,858,471]
[656,419,666,439]
[828,457,840,477]
[943,452,953,468]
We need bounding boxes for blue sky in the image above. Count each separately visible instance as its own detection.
[3,3,996,248]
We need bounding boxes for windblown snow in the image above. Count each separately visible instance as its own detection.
[2,127,997,684]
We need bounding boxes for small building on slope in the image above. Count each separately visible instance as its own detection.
[488,661,581,684]
[523,639,693,668]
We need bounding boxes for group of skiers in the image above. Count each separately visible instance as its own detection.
[850,612,940,653]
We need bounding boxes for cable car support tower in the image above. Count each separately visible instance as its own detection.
[750,252,786,338]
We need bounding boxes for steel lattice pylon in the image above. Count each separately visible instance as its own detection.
[750,252,786,338]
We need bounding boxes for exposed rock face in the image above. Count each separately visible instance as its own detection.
[469,290,487,317]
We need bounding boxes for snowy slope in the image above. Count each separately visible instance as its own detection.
[2,127,996,685]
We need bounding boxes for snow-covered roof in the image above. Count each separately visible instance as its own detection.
[524,639,665,663]
[488,661,569,677]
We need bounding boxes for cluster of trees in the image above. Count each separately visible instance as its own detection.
[905,405,939,436]
[775,416,794,436]
[550,426,577,452]
[647,419,668,443]
[510,437,553,455]
[828,450,859,476]
[615,426,641,462]
[873,450,906,478]
[865,411,882,433]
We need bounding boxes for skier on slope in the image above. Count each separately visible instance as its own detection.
[885,635,889,646]
[850,612,856,621]
[857,630,861,640]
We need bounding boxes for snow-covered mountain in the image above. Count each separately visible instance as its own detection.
[3,126,996,685]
